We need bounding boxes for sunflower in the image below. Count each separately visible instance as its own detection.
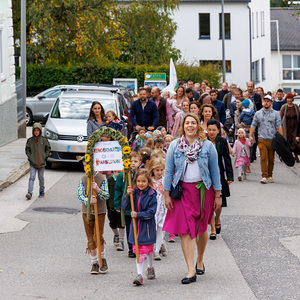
[84,154,91,162]
[122,146,131,155]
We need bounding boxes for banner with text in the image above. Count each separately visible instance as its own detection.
[93,141,123,171]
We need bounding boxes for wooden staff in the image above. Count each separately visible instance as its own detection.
[127,171,140,264]
[92,174,102,267]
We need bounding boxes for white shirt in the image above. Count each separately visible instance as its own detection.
[180,161,202,183]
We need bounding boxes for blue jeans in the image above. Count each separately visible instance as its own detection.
[124,215,132,251]
[28,166,45,194]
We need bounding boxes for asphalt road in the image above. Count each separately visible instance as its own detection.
[0,158,299,300]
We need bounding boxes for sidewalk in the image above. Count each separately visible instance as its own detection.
[0,138,29,191]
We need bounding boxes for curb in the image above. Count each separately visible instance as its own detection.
[0,161,30,191]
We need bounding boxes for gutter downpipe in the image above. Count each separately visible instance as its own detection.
[248,2,252,82]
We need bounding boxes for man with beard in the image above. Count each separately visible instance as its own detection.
[249,95,283,184]
[129,88,159,131]
[151,87,173,133]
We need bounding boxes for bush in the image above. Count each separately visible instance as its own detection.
[25,62,222,96]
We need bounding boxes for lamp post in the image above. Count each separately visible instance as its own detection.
[221,0,226,82]
[21,0,26,119]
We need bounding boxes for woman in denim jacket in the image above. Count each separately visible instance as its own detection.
[163,113,222,284]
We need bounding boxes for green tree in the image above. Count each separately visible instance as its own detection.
[116,0,180,64]
[13,0,123,64]
[270,0,290,7]
[12,0,180,65]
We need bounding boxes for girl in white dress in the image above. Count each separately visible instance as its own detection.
[149,157,167,260]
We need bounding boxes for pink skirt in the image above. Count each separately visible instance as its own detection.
[235,156,251,168]
[133,244,154,263]
[163,182,215,239]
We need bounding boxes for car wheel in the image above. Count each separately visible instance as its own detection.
[45,161,52,169]
[26,108,33,126]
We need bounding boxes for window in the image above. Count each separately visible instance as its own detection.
[199,14,210,39]
[283,88,292,94]
[261,11,265,37]
[282,55,300,81]
[261,58,265,81]
[252,60,260,84]
[219,13,230,39]
[256,12,259,38]
[200,60,231,73]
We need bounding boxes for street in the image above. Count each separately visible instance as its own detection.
[0,157,300,300]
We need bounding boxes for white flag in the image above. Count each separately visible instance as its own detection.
[162,58,177,95]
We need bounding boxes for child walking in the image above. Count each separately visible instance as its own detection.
[149,158,168,260]
[105,110,124,132]
[132,127,147,153]
[77,157,110,274]
[233,128,253,181]
[107,170,125,250]
[122,169,157,286]
[25,123,51,200]
[114,151,142,258]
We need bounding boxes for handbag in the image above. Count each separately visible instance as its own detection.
[170,163,188,200]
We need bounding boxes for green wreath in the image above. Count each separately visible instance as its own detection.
[85,126,132,221]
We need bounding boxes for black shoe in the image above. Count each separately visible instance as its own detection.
[209,233,216,240]
[128,250,136,258]
[181,273,197,284]
[216,224,221,234]
[195,263,205,275]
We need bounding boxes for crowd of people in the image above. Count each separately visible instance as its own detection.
[24,78,300,286]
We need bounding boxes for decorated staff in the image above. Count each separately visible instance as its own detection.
[85,126,140,263]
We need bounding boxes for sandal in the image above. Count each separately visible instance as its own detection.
[209,233,216,240]
[215,224,221,234]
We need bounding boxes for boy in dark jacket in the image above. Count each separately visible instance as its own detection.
[25,123,50,200]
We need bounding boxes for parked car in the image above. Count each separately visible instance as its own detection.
[293,95,300,107]
[26,85,77,126]
[43,88,129,168]
[26,84,133,127]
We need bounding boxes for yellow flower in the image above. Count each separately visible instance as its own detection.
[123,158,131,168]
[85,170,90,177]
[85,154,91,162]
[122,146,131,155]
[125,137,128,143]
[86,165,91,173]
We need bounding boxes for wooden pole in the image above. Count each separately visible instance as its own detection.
[92,175,102,267]
[127,171,140,263]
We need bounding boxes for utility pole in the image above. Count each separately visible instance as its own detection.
[21,0,26,120]
[221,0,226,83]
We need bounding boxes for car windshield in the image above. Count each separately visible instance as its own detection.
[50,97,118,119]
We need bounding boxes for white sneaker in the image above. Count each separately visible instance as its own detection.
[154,251,161,261]
[260,177,268,184]
[268,177,274,183]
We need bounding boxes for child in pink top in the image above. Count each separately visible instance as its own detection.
[233,128,253,181]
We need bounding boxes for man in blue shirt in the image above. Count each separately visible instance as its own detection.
[129,88,159,131]
[210,89,226,125]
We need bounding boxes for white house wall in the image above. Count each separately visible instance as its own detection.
[0,0,17,146]
[172,0,272,91]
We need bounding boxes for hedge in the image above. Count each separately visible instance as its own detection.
[19,62,222,96]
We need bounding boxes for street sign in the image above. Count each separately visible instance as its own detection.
[144,73,166,81]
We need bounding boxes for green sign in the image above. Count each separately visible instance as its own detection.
[144,73,166,81]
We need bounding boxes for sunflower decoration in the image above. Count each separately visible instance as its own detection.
[85,126,132,221]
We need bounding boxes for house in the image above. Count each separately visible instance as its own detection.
[172,0,272,90]
[270,7,300,94]
[0,0,17,146]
